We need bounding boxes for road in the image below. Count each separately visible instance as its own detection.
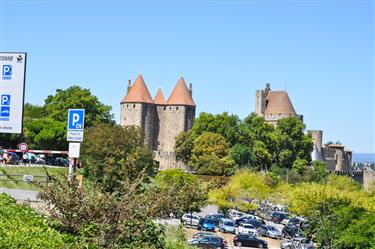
[0,187,39,201]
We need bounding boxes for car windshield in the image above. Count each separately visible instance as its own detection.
[243,225,254,229]
[269,226,278,231]
[204,219,215,224]
[224,221,234,226]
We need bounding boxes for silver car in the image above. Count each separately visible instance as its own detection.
[182,213,200,227]
[219,218,236,234]
[258,225,282,239]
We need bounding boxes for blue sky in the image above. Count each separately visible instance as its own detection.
[1,0,374,152]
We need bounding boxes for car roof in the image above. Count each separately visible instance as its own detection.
[241,223,254,227]
[221,218,234,222]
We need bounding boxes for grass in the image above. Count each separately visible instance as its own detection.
[0,166,68,191]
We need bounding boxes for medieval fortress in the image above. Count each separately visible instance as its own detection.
[120,75,195,170]
[120,78,374,189]
[254,83,353,172]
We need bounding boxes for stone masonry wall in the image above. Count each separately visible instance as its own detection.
[120,103,143,128]
[161,106,187,152]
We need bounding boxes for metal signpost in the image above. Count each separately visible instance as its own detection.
[0,52,27,134]
[67,109,85,181]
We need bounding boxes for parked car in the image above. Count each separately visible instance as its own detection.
[235,217,264,227]
[233,234,268,248]
[228,209,247,221]
[189,236,228,249]
[280,237,314,249]
[244,214,262,220]
[4,152,19,165]
[236,223,258,236]
[258,225,282,239]
[188,232,216,244]
[282,224,302,239]
[218,219,236,233]
[26,153,45,164]
[270,212,289,224]
[205,214,225,226]
[182,213,200,227]
[284,217,300,226]
[198,218,216,232]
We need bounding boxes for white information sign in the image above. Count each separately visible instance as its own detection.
[68,142,81,158]
[0,52,27,134]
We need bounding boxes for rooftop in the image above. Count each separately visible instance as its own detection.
[264,91,296,115]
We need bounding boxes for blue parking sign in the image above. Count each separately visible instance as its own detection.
[68,109,85,131]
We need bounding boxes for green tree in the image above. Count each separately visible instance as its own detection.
[44,86,114,127]
[292,158,308,175]
[252,141,272,172]
[23,103,45,120]
[151,169,207,218]
[209,170,272,213]
[191,132,229,160]
[274,117,313,169]
[81,123,158,193]
[190,112,241,146]
[174,131,194,164]
[307,161,328,182]
[193,154,237,176]
[229,144,254,167]
[190,132,231,174]
[23,118,66,150]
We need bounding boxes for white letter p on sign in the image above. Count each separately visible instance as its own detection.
[72,113,80,128]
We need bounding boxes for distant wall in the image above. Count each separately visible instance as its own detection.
[154,151,188,171]
[363,170,375,191]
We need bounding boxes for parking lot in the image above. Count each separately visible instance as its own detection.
[185,227,282,249]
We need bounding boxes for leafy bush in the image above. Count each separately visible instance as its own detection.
[0,194,77,248]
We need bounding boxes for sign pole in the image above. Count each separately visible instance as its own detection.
[67,109,85,182]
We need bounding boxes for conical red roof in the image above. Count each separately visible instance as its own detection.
[121,75,154,104]
[154,88,166,105]
[264,91,296,115]
[166,77,196,106]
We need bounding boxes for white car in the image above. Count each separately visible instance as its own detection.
[236,223,258,236]
[182,213,200,227]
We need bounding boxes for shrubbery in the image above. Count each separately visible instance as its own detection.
[0,194,77,248]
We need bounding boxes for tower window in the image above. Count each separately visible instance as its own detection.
[164,107,166,110]
[176,107,179,110]
[133,104,135,108]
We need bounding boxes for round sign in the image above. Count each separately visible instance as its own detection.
[19,143,29,153]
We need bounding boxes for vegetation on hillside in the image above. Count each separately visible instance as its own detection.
[175,112,313,176]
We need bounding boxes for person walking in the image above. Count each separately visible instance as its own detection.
[22,153,28,166]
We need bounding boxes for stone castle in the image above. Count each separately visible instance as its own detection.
[120,75,195,170]
[254,84,352,171]
[310,130,352,171]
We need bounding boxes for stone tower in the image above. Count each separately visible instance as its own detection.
[255,83,302,125]
[310,130,324,161]
[120,75,155,149]
[255,83,270,115]
[120,75,196,170]
[163,77,196,151]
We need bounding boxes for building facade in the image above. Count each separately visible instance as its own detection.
[120,75,196,170]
